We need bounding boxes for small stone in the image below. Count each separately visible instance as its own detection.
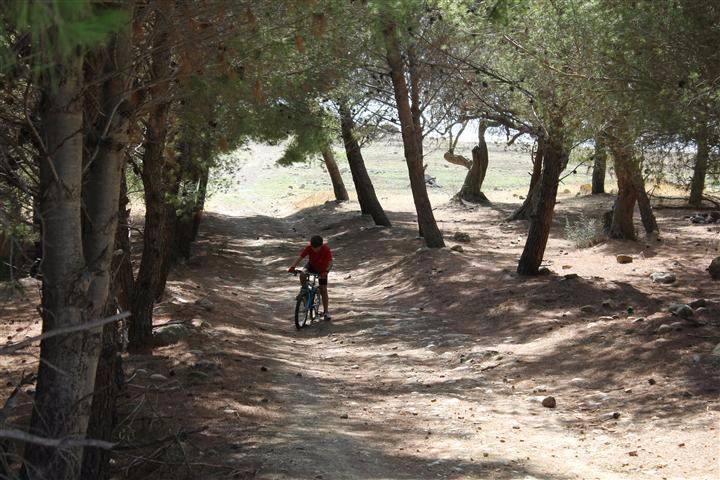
[656,324,672,334]
[339,413,349,419]
[688,299,706,309]
[648,378,656,385]
[538,267,552,275]
[541,396,556,408]
[580,305,595,314]
[632,317,645,323]
[452,232,471,243]
[628,451,638,457]
[564,273,579,280]
[451,245,464,253]
[668,303,693,318]
[149,373,167,381]
[708,257,720,280]
[153,324,189,347]
[195,297,215,311]
[650,272,676,284]
[261,366,268,371]
[670,321,684,331]
[616,255,633,264]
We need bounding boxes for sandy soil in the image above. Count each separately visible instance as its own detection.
[2,191,720,479]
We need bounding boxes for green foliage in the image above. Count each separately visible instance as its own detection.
[1,0,128,73]
[564,214,606,248]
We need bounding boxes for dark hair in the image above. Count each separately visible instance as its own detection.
[310,235,323,248]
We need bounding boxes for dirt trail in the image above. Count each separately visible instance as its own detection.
[2,197,719,479]
[115,197,717,480]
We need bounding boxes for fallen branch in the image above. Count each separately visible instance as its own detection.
[0,428,115,450]
[0,311,130,355]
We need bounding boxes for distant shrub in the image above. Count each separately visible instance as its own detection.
[564,214,606,248]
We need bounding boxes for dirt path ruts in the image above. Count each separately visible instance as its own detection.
[154,201,717,480]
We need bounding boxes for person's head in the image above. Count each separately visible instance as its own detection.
[310,235,323,251]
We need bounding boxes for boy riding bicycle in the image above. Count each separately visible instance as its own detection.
[288,235,333,321]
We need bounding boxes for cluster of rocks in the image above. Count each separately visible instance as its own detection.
[687,211,720,224]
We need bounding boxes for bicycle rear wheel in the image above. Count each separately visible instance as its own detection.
[295,292,310,329]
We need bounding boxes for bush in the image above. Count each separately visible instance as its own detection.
[564,214,606,248]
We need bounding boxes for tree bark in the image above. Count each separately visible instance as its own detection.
[509,137,545,221]
[458,123,490,204]
[689,124,709,207]
[384,21,444,248]
[607,135,638,240]
[634,170,658,235]
[591,134,607,194]
[517,132,566,275]
[339,102,391,227]
[81,21,134,478]
[173,138,211,260]
[321,147,349,202]
[24,49,101,480]
[129,3,175,351]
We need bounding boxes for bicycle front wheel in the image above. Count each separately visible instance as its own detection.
[295,293,310,329]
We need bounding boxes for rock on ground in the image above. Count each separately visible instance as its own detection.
[650,272,676,284]
[709,257,720,280]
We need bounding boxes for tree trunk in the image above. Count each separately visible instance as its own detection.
[24,50,101,480]
[384,21,444,248]
[129,4,174,351]
[689,125,709,207]
[634,170,658,235]
[591,134,607,194]
[607,136,638,240]
[173,138,211,261]
[114,172,134,311]
[338,102,391,227]
[81,22,134,479]
[517,132,566,275]
[458,123,490,204]
[509,137,545,221]
[321,147,349,202]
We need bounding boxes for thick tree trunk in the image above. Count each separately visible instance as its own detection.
[690,126,709,207]
[591,134,607,194]
[129,4,174,351]
[509,137,545,221]
[24,51,102,480]
[339,103,391,227]
[321,147,349,202]
[458,123,490,204]
[384,21,444,248]
[81,23,133,479]
[517,133,566,275]
[607,136,638,240]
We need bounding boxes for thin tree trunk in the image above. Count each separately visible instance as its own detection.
[509,137,545,221]
[339,102,391,227]
[114,172,134,311]
[384,21,444,248]
[607,135,638,240]
[24,49,100,480]
[129,3,174,351]
[634,170,658,235]
[322,147,349,202]
[458,123,490,204]
[690,125,709,207]
[407,45,423,163]
[517,132,566,275]
[591,134,607,194]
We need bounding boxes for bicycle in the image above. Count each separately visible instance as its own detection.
[290,270,322,329]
